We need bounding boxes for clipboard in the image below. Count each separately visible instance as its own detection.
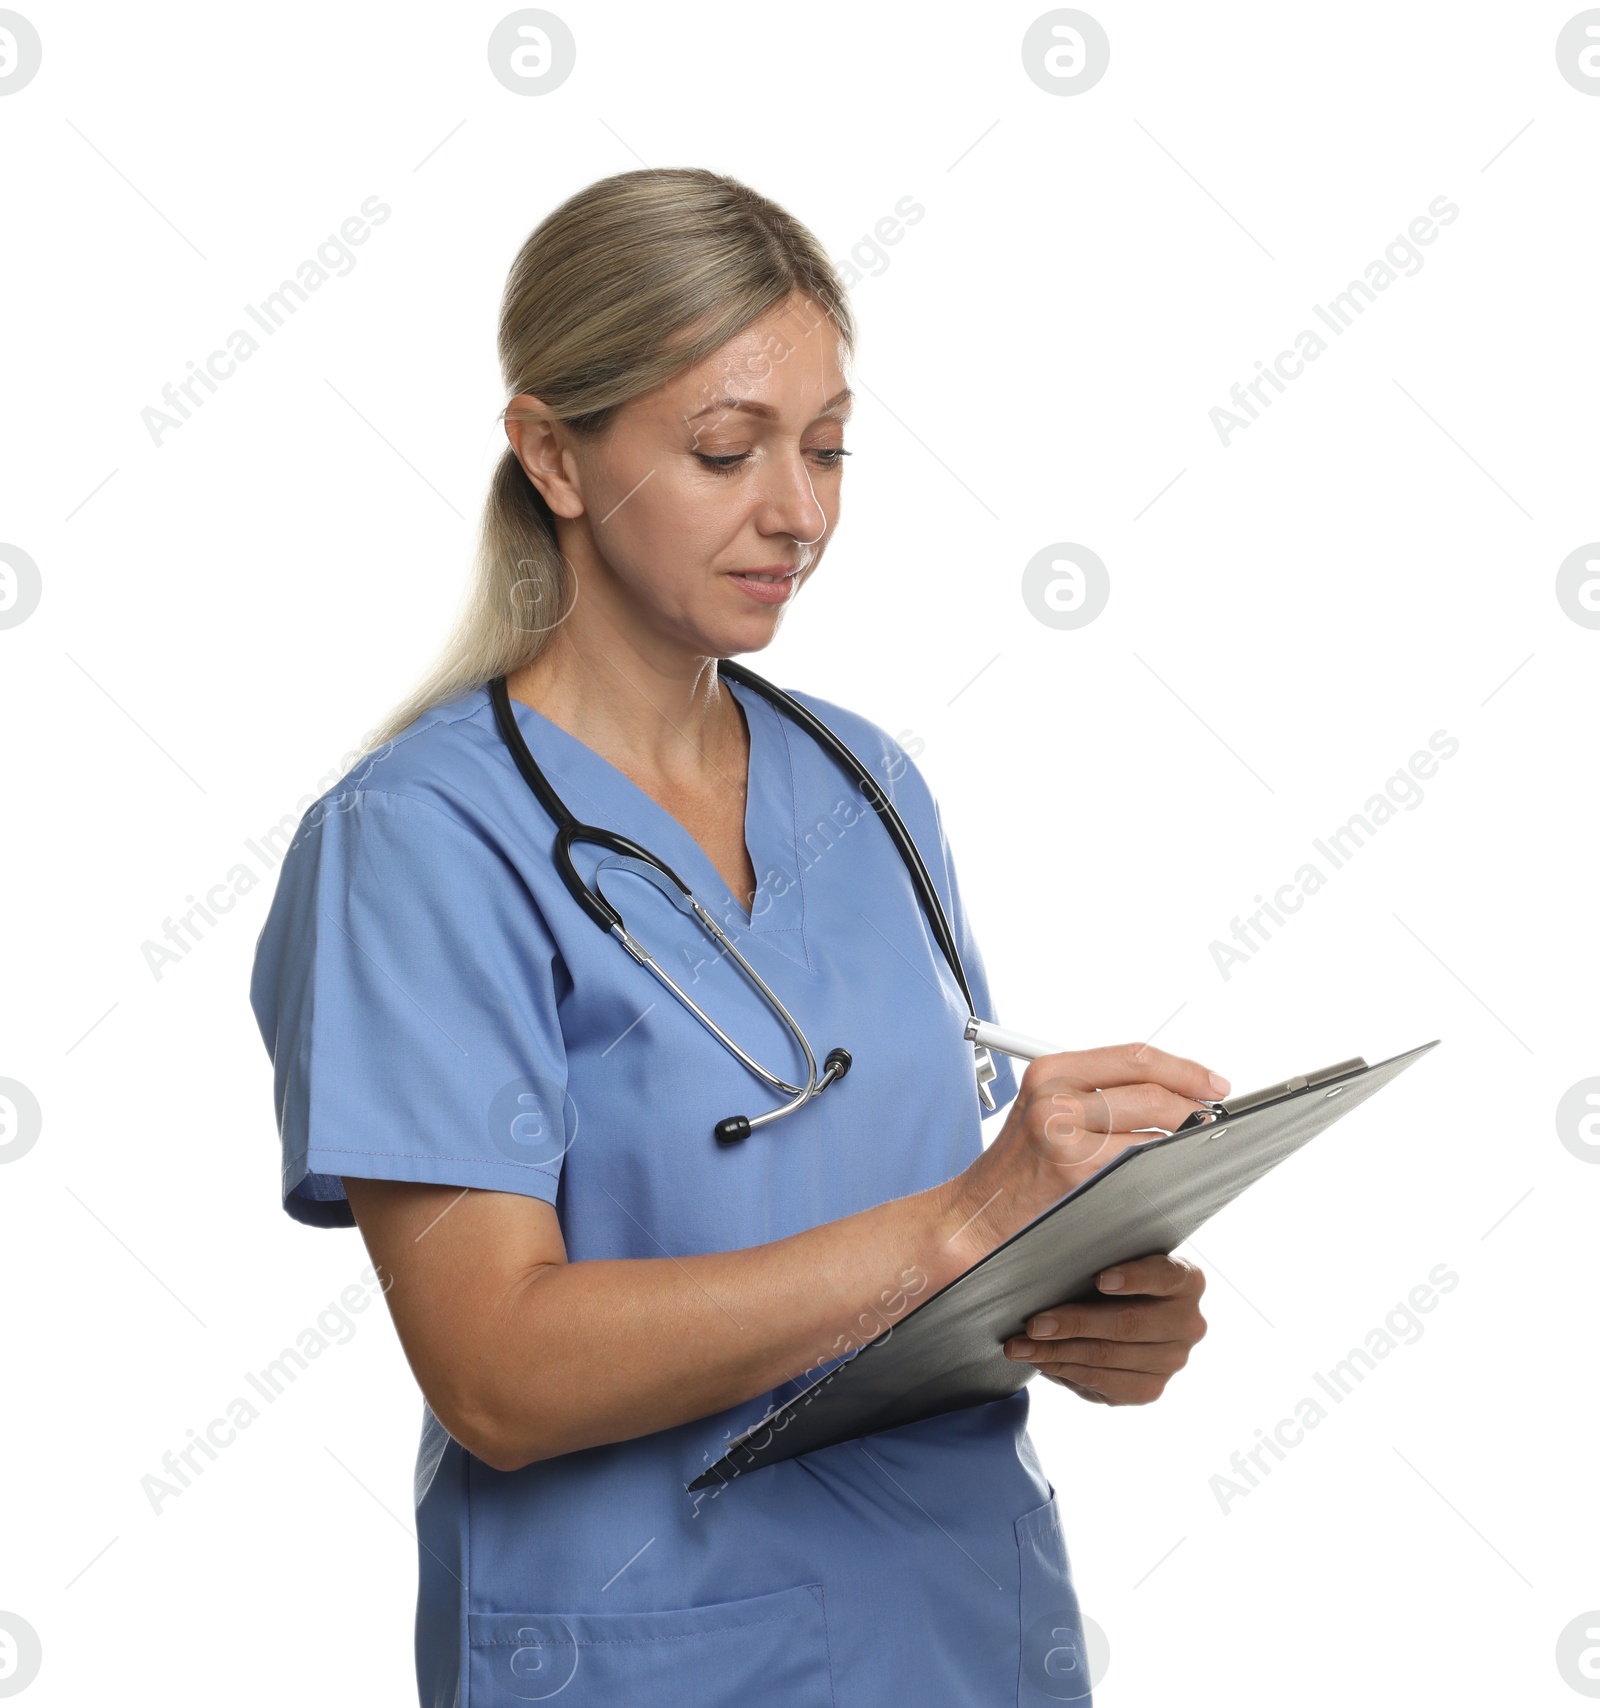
[688,1038,1438,1491]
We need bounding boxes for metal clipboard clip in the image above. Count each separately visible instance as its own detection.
[1174,1055,1370,1132]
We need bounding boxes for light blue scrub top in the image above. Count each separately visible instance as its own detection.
[249,678,1089,1708]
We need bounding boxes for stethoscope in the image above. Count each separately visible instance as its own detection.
[488,663,1057,1145]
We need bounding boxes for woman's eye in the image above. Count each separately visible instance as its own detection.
[692,448,852,475]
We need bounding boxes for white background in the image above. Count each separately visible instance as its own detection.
[1,2,1596,1702]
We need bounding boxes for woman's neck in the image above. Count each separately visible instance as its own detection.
[505,626,745,793]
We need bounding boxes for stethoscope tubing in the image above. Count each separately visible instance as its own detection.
[489,666,975,1010]
[487,667,975,1139]
[715,658,978,1019]
[610,909,820,1100]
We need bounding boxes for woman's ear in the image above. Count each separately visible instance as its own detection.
[504,395,586,519]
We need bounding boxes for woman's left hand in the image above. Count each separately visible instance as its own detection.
[1002,1255,1207,1406]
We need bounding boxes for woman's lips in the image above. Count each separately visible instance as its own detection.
[727,568,799,605]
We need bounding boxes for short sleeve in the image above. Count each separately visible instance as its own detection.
[249,790,570,1228]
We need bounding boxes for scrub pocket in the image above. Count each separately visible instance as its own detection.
[1016,1488,1093,1705]
[467,1581,835,1707]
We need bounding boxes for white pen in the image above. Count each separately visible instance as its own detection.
[964,1016,1066,1061]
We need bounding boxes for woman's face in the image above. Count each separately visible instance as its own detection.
[510,288,851,662]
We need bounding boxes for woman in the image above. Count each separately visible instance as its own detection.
[249,168,1226,1707]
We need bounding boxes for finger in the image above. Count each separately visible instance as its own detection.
[1098,1084,1215,1134]
[1034,1363,1170,1405]
[1030,1094,1124,1176]
[1039,1089,1114,1142]
[1013,1296,1197,1344]
[1044,1373,1108,1404]
[1039,1042,1230,1104]
[1094,1254,1206,1300]
[1033,1079,1212,1139]
[1006,1336,1192,1374]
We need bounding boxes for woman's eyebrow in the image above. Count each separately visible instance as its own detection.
[686,387,854,423]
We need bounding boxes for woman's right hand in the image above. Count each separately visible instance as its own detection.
[939,1043,1231,1267]
[343,1041,1228,1470]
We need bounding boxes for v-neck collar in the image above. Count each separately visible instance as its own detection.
[497,676,808,942]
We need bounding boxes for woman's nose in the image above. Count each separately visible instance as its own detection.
[754,449,828,544]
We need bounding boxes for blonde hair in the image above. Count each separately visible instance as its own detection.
[363,168,856,753]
